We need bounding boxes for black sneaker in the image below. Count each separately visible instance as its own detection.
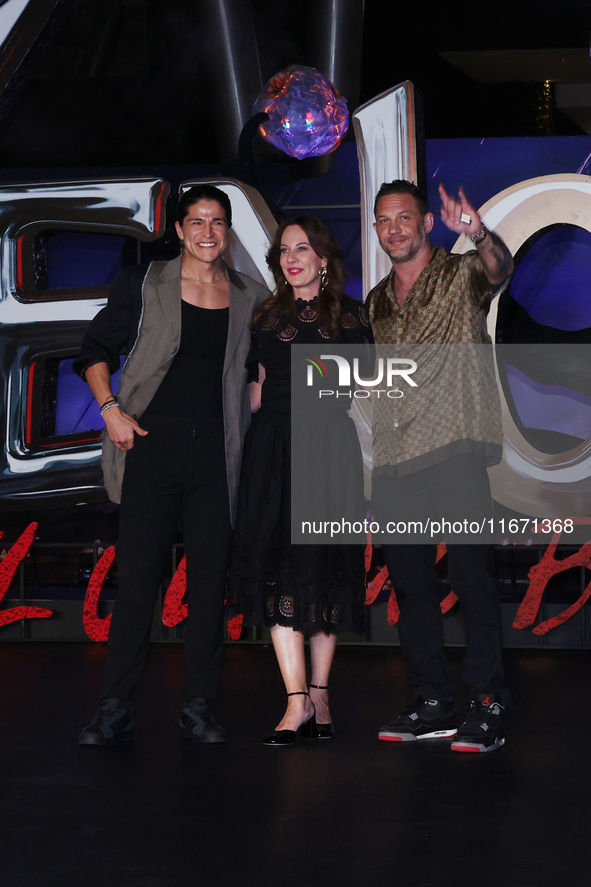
[378,698,457,742]
[179,698,227,744]
[79,698,134,746]
[451,695,506,753]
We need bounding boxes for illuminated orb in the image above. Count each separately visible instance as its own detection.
[253,65,349,160]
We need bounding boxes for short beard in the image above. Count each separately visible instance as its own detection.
[383,230,427,265]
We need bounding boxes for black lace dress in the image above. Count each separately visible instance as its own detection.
[227,294,372,635]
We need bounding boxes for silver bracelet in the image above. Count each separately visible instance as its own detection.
[100,400,119,416]
[470,225,488,244]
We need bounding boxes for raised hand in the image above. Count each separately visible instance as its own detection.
[438,184,483,239]
[438,183,514,284]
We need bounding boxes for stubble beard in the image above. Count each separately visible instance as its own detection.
[383,229,427,265]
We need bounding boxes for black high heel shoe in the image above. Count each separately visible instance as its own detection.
[309,684,335,739]
[262,691,317,746]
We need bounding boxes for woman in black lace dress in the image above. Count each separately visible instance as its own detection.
[228,215,372,745]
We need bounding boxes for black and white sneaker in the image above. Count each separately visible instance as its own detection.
[378,698,457,742]
[451,695,506,753]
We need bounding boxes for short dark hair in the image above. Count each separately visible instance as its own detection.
[178,184,232,227]
[374,180,429,218]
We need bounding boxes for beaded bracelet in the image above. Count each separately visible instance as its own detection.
[100,400,119,416]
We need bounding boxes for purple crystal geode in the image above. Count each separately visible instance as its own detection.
[253,65,349,160]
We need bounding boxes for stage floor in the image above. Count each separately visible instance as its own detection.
[0,642,588,887]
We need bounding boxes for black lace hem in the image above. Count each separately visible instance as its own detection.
[226,573,366,636]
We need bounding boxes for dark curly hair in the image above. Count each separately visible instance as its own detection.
[254,215,345,339]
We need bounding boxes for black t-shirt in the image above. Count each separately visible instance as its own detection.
[145,300,229,421]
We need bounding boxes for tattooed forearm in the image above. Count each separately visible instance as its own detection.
[475,229,514,284]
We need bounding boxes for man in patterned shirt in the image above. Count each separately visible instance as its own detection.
[368,180,514,753]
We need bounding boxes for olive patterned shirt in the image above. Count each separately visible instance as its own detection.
[367,246,503,477]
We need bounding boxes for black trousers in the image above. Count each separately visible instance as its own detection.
[372,453,509,705]
[101,413,232,708]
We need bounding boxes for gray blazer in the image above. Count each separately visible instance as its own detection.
[101,255,269,523]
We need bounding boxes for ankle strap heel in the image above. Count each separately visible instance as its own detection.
[308,685,334,739]
[263,691,317,746]
[286,691,317,741]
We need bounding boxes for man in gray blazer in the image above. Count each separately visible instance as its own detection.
[75,185,269,745]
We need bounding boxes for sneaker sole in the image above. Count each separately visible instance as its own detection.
[78,730,133,746]
[451,736,505,753]
[378,728,457,742]
[179,726,227,744]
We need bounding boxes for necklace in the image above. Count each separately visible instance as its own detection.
[181,264,226,285]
